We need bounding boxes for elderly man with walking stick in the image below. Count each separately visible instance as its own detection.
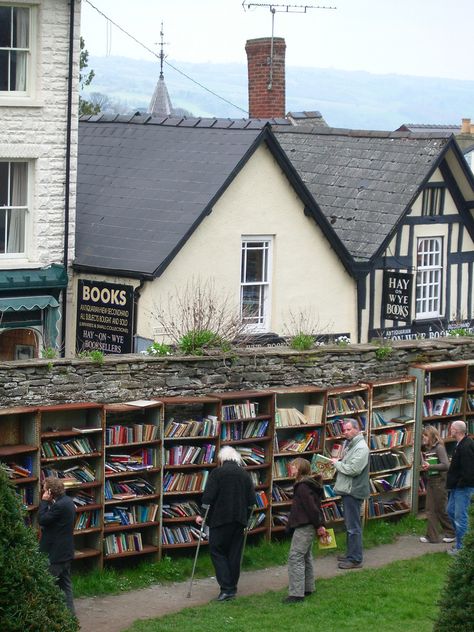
[196,446,256,601]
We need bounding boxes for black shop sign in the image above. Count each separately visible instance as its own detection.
[381,271,413,323]
[76,280,134,355]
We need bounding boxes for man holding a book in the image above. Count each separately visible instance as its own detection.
[331,420,369,569]
[446,420,474,554]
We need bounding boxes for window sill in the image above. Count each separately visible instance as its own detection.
[0,259,41,270]
[0,96,43,108]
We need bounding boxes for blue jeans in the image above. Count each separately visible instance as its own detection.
[342,495,363,564]
[447,487,474,550]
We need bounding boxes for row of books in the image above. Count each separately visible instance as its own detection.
[467,395,474,411]
[164,417,219,438]
[272,512,289,527]
[371,412,413,428]
[370,470,409,494]
[236,445,266,466]
[248,469,266,487]
[42,463,96,484]
[367,498,410,517]
[105,460,155,475]
[221,401,259,420]
[162,470,209,493]
[271,483,293,503]
[274,430,321,454]
[220,420,269,441]
[104,478,155,501]
[273,457,293,479]
[162,501,200,519]
[326,415,366,437]
[164,444,215,466]
[247,512,266,530]
[104,503,159,526]
[369,428,413,450]
[423,397,462,417]
[255,490,269,508]
[41,437,97,459]
[327,396,366,416]
[2,461,32,478]
[369,450,409,473]
[162,525,205,545]
[74,510,100,531]
[16,486,34,506]
[71,490,96,507]
[275,405,323,428]
[104,532,144,555]
[105,423,159,445]
[320,500,343,522]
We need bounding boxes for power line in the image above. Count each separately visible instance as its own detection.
[84,0,249,115]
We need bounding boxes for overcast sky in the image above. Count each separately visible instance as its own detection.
[81,0,473,81]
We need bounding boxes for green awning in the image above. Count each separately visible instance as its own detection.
[0,264,68,291]
[0,295,59,312]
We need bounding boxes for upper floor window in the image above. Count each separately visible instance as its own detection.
[0,160,28,256]
[421,185,445,216]
[0,5,30,93]
[240,237,272,331]
[416,237,442,319]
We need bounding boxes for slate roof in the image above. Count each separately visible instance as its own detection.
[396,123,460,134]
[75,117,273,276]
[273,126,451,262]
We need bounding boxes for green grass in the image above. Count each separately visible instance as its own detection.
[124,553,450,632]
[73,516,425,598]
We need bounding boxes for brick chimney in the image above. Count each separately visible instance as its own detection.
[245,37,286,119]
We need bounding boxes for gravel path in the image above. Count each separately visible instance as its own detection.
[76,536,450,632]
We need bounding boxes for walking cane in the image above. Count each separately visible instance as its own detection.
[240,505,256,568]
[187,503,210,598]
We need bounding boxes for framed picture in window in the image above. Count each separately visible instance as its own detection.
[14,344,35,360]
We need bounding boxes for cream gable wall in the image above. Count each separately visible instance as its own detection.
[136,143,357,342]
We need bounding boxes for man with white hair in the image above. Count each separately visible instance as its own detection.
[197,446,256,601]
[446,420,474,554]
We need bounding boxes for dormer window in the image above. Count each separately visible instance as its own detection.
[421,185,445,216]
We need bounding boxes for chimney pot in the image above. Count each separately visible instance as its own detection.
[461,118,471,134]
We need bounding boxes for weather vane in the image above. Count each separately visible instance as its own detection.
[155,22,169,79]
[242,2,337,89]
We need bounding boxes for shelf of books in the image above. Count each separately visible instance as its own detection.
[214,391,274,539]
[467,361,474,436]
[364,377,415,521]
[271,386,326,533]
[0,406,40,524]
[160,396,220,550]
[409,361,469,512]
[318,385,370,526]
[103,401,163,562]
[39,403,104,567]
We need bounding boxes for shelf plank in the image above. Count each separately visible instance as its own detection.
[0,444,37,456]
[104,521,159,533]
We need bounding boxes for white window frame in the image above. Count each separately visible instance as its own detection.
[0,159,29,259]
[0,2,36,102]
[415,237,443,319]
[240,236,272,332]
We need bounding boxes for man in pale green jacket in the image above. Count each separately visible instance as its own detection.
[332,419,369,569]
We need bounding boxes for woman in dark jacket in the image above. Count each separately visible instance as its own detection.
[283,457,328,603]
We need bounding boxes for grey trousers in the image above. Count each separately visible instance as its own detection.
[49,561,75,615]
[288,524,315,597]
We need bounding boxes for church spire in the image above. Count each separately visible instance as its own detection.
[148,22,173,117]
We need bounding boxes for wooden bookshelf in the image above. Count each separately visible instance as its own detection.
[39,403,104,568]
[160,396,219,551]
[363,377,415,521]
[270,386,325,533]
[409,361,469,512]
[213,391,274,539]
[103,401,163,563]
[0,406,40,521]
[466,361,474,436]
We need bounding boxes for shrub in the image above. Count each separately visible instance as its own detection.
[446,327,473,337]
[145,342,171,356]
[375,344,393,360]
[0,468,79,631]
[41,347,57,359]
[433,502,474,632]
[178,329,221,355]
[290,333,314,351]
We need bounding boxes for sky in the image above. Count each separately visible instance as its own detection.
[80,0,474,81]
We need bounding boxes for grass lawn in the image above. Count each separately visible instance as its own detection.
[73,515,425,598]
[124,553,450,632]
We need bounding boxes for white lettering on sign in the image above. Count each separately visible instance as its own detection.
[82,284,127,306]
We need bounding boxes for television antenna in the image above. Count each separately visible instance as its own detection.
[242,2,337,89]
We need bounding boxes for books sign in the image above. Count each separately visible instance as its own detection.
[76,280,134,354]
[382,271,412,323]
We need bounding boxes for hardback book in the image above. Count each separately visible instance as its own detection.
[317,527,337,550]
[311,453,336,479]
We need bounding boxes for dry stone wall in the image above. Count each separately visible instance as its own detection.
[1,339,473,409]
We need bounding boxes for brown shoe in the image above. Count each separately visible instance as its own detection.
[338,560,362,570]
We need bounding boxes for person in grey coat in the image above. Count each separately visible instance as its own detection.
[331,419,369,569]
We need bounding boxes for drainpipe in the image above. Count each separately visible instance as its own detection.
[61,0,75,356]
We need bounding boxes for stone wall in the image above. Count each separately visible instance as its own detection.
[1,338,473,408]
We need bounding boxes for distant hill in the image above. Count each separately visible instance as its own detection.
[84,55,474,130]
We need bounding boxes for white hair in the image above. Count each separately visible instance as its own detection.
[218,446,242,465]
[451,420,467,434]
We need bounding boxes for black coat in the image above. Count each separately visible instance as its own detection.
[38,494,75,564]
[201,461,256,528]
[287,477,325,530]
[447,436,474,490]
